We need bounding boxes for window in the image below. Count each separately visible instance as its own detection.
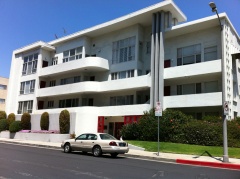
[110,95,134,106]
[63,46,83,63]
[22,53,38,75]
[20,80,35,94]
[47,101,54,108]
[82,98,94,106]
[74,76,81,83]
[111,70,134,80]
[204,81,218,93]
[49,80,56,87]
[18,100,33,114]
[59,98,79,108]
[52,57,58,65]
[0,98,5,104]
[204,46,217,61]
[177,83,201,95]
[60,76,81,85]
[0,84,7,90]
[112,36,136,64]
[177,44,201,66]
[146,41,151,54]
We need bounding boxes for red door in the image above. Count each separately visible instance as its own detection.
[38,101,44,110]
[97,116,104,133]
[40,81,46,88]
[164,59,171,68]
[114,122,124,139]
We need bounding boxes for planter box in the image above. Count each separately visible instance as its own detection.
[0,131,16,139]
[14,133,70,143]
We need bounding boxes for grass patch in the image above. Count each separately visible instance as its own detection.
[127,140,240,158]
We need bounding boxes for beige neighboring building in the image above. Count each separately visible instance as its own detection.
[0,76,8,111]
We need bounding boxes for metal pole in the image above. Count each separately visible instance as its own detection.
[158,115,159,156]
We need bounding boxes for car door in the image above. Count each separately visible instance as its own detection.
[84,134,98,152]
[72,134,88,151]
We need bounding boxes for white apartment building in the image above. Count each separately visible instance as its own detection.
[6,1,240,137]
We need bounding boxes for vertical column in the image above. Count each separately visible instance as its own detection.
[159,11,165,110]
[150,11,165,109]
[150,14,156,109]
[154,13,160,105]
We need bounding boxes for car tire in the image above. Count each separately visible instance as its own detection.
[64,143,71,153]
[110,153,118,158]
[92,146,102,157]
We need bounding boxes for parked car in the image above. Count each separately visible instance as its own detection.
[61,133,129,157]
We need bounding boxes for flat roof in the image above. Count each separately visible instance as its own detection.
[48,0,186,45]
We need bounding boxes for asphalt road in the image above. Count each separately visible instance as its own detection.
[0,143,239,179]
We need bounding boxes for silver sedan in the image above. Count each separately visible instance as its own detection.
[61,133,129,157]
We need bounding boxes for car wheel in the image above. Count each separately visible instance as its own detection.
[64,143,71,153]
[110,153,118,158]
[93,146,102,157]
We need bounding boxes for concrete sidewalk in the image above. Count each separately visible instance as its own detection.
[0,138,240,170]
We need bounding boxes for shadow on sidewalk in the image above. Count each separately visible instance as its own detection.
[193,151,223,162]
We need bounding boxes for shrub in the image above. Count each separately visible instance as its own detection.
[9,121,22,133]
[59,109,70,134]
[21,113,31,130]
[202,115,222,123]
[40,112,49,130]
[7,113,15,126]
[121,123,139,140]
[0,119,8,132]
[0,111,6,120]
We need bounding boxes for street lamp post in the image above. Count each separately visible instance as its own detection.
[209,2,229,163]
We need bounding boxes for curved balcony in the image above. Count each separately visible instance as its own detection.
[164,92,222,109]
[164,60,221,80]
[38,57,109,77]
[36,75,151,97]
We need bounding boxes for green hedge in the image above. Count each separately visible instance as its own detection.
[0,111,6,120]
[9,121,22,133]
[7,113,15,127]
[40,112,49,130]
[0,119,8,132]
[120,109,240,148]
[21,113,31,130]
[59,109,70,134]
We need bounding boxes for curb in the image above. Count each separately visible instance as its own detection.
[176,159,240,170]
[0,140,60,150]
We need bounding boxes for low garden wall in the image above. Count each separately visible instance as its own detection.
[0,131,70,143]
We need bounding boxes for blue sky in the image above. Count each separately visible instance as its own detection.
[0,0,239,78]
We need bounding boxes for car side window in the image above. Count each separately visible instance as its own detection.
[87,134,97,140]
[76,134,88,140]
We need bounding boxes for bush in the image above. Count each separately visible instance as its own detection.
[40,112,49,130]
[0,111,6,120]
[121,123,139,140]
[21,113,31,130]
[59,109,70,134]
[182,120,222,146]
[9,121,22,133]
[0,119,8,132]
[7,113,15,126]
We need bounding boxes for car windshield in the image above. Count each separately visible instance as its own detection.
[99,134,117,140]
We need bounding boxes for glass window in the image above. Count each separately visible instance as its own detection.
[0,84,7,90]
[182,84,195,94]
[204,46,217,61]
[20,80,35,94]
[112,36,136,64]
[22,53,38,75]
[177,44,201,66]
[205,81,218,93]
[18,100,33,114]
[0,99,5,104]
[63,46,83,63]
